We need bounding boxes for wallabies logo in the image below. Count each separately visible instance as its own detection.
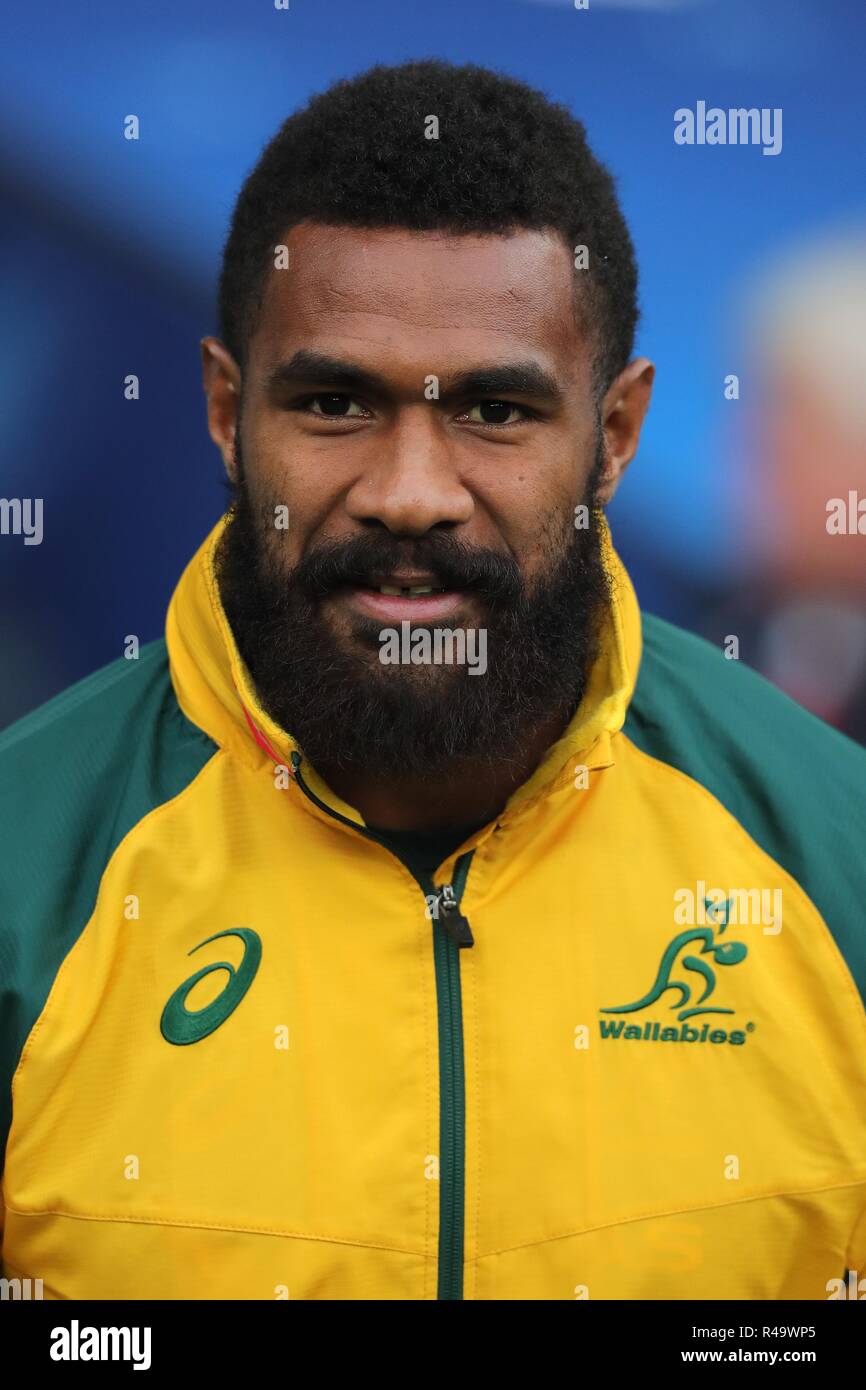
[602,898,747,1023]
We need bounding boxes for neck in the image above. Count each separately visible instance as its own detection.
[314,706,572,832]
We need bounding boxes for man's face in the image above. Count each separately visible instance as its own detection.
[213,223,619,777]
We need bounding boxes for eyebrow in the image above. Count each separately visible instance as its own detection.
[264,350,563,404]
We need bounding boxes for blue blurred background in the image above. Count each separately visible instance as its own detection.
[3,0,866,735]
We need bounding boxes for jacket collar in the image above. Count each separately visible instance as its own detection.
[166,512,643,826]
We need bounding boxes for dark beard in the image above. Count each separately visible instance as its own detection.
[215,441,611,780]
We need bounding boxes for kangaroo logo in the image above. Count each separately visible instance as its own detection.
[161,928,262,1045]
[602,898,747,1022]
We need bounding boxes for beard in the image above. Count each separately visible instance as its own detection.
[215,437,612,781]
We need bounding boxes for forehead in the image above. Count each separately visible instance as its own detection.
[249,221,588,386]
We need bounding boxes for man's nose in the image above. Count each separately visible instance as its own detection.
[344,407,474,535]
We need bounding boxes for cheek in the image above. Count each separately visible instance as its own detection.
[471,455,585,573]
[244,426,342,562]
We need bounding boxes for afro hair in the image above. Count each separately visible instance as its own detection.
[218,59,639,395]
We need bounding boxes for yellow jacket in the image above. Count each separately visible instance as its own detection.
[2,516,865,1299]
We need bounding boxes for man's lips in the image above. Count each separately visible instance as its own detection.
[328,583,476,623]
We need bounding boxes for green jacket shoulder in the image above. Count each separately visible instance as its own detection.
[625,612,866,1007]
[0,641,217,1171]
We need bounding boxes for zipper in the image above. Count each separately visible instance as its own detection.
[431,849,472,1300]
[289,751,473,1300]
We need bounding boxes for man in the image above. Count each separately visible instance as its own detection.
[1,60,865,1302]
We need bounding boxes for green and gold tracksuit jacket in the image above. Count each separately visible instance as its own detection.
[2,515,866,1301]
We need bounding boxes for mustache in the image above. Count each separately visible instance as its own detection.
[291,532,524,605]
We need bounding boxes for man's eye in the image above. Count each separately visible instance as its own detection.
[463,401,529,426]
[304,394,368,418]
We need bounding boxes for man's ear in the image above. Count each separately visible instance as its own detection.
[595,357,655,505]
[201,337,242,481]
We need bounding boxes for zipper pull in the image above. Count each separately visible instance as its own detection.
[438,883,474,948]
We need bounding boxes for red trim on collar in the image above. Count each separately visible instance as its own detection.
[238,697,290,769]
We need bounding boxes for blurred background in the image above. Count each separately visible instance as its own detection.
[2,0,865,737]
